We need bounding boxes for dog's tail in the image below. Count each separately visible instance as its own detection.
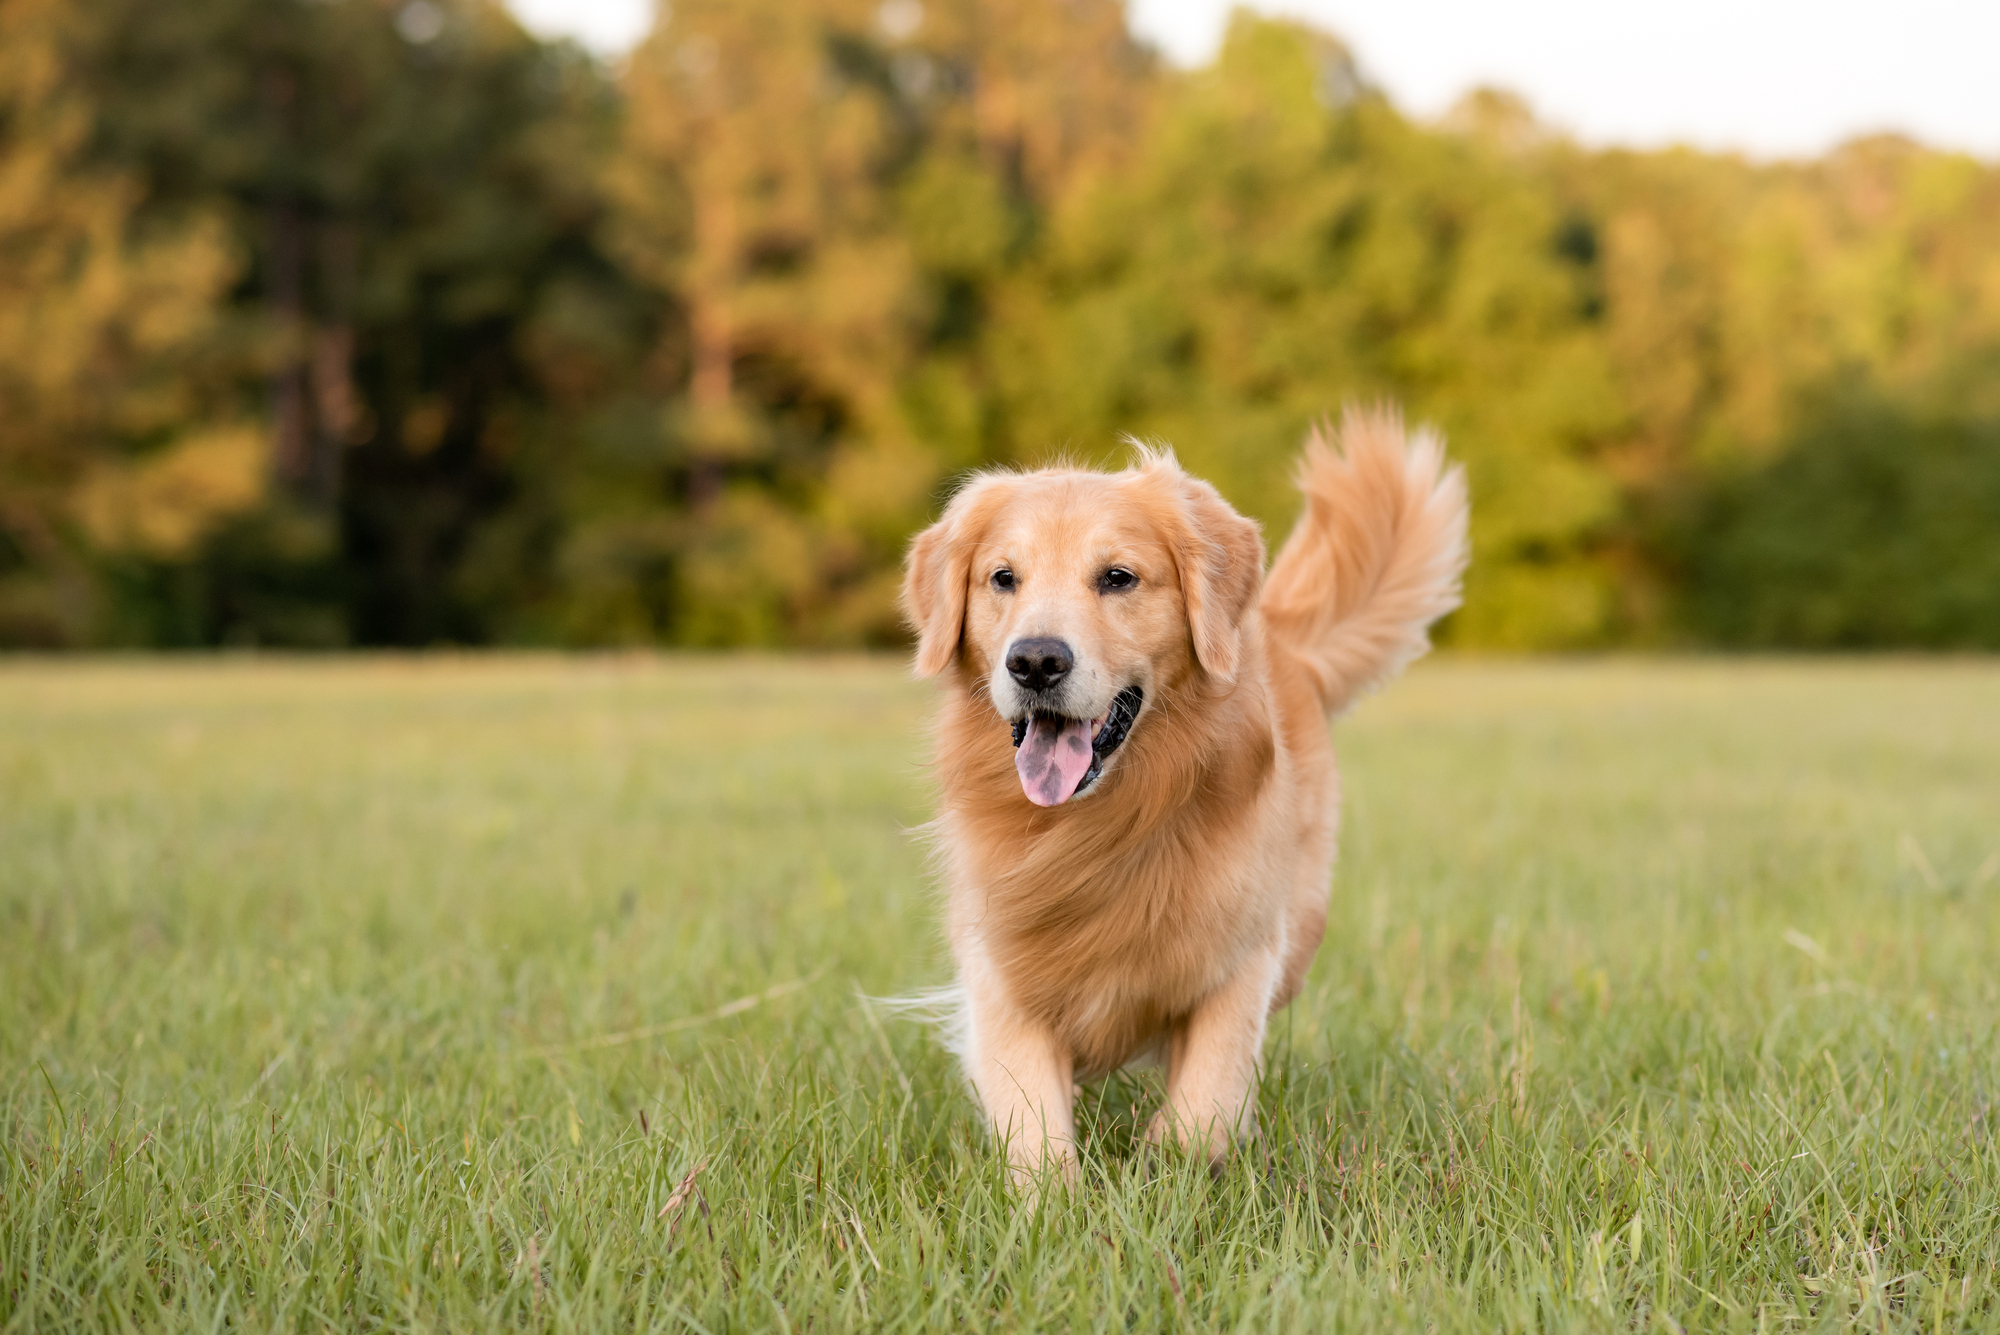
[1260,404,1469,715]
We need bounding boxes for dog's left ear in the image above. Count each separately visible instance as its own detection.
[1172,473,1266,684]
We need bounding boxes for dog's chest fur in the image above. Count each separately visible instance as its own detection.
[936,679,1300,1076]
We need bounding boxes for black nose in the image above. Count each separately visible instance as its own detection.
[1006,637,1073,693]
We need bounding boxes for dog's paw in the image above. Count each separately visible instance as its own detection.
[1142,1106,1255,1177]
[1006,1145,1080,1197]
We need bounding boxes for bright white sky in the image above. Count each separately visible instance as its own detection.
[504,0,2000,160]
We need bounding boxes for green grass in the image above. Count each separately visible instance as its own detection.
[4,656,1999,1332]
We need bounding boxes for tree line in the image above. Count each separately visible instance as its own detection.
[4,0,1997,650]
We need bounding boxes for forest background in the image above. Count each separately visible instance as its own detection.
[4,0,1998,652]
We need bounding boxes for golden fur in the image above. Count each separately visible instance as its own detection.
[900,406,1469,1180]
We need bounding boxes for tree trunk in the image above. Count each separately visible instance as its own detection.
[685,143,738,509]
[268,199,310,495]
[309,219,360,509]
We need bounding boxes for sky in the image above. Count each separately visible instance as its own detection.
[502,0,2000,161]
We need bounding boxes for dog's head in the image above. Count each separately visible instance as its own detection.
[902,450,1265,807]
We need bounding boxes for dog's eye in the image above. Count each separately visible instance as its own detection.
[991,568,1015,591]
[1099,567,1136,592]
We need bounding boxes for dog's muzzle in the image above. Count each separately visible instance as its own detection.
[1010,685,1144,806]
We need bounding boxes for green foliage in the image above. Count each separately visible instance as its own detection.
[982,18,1623,646]
[6,657,2000,1328]
[3,1,1999,647]
[1677,389,2000,647]
[31,0,627,646]
[0,0,248,644]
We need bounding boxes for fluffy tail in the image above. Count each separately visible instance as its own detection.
[1260,404,1469,713]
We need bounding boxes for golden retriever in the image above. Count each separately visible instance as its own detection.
[899,406,1468,1182]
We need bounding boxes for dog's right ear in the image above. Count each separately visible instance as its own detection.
[902,477,1006,678]
[902,521,965,677]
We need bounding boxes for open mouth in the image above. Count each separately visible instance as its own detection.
[1009,685,1144,807]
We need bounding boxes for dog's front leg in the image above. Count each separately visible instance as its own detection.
[1148,946,1282,1166]
[961,959,1076,1187]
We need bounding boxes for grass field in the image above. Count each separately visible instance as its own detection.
[4,656,1999,1332]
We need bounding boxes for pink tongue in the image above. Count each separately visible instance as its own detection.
[1015,715,1094,806]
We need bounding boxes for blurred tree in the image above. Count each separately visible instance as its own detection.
[603,0,911,645]
[4,0,1998,650]
[1571,136,2000,639]
[601,0,1153,646]
[76,0,620,644]
[1676,386,2000,647]
[978,16,1623,645]
[0,0,249,645]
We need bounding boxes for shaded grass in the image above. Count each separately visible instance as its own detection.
[4,655,1999,1331]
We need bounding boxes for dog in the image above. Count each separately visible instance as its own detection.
[899,406,1468,1182]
